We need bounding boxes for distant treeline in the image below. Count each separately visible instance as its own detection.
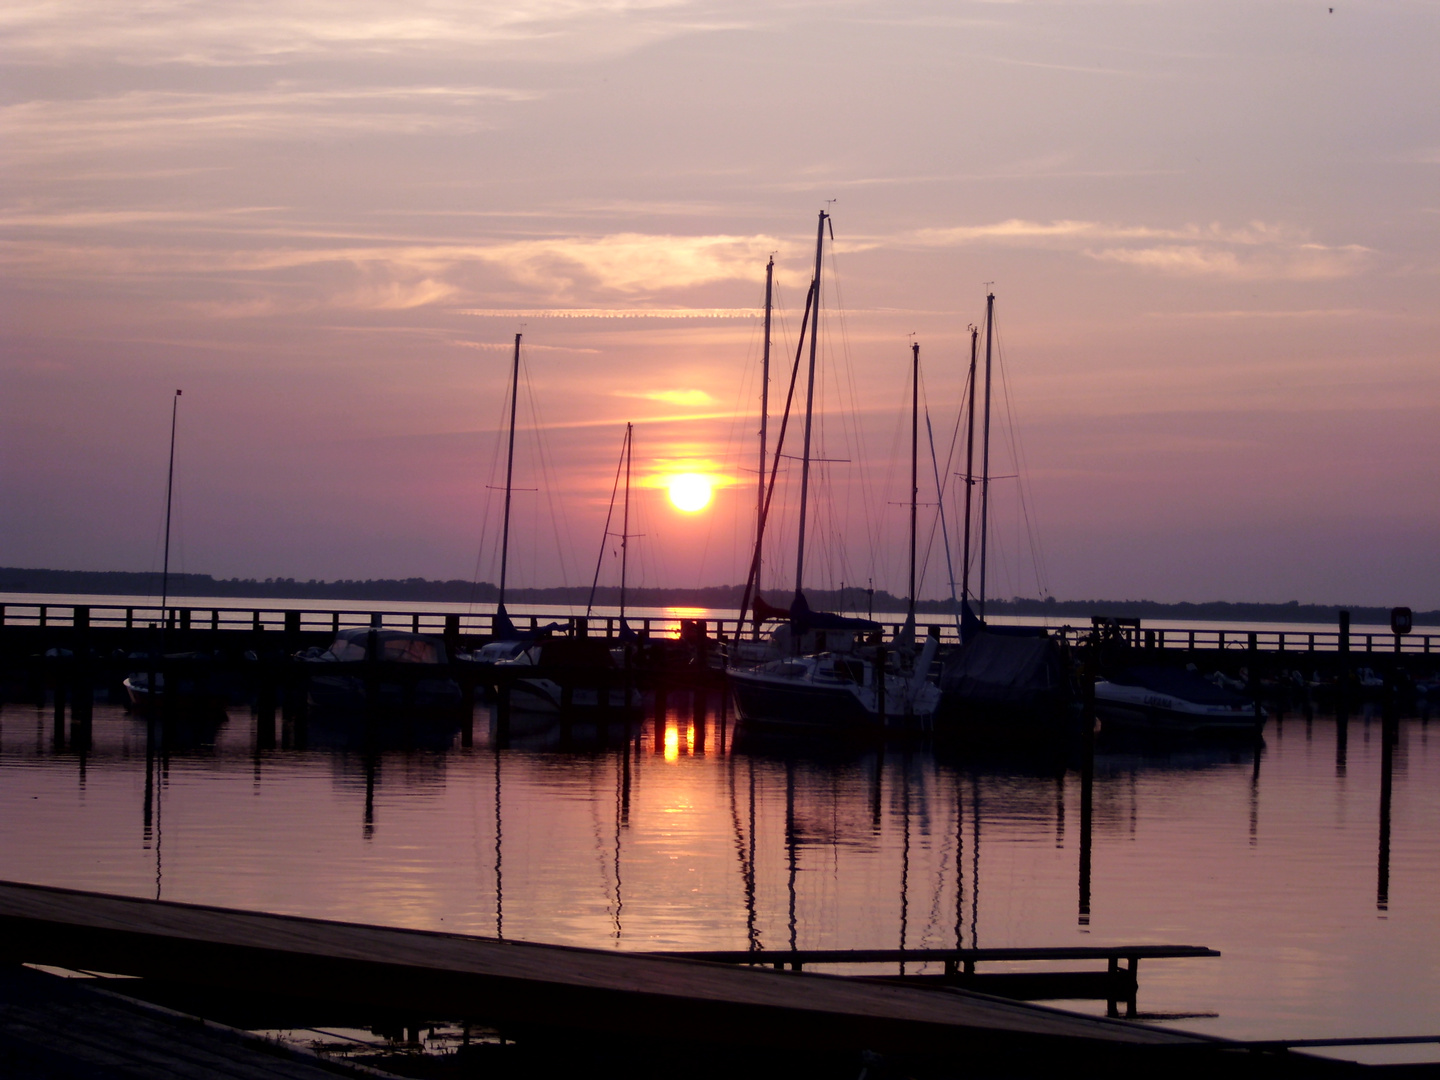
[0,567,1433,626]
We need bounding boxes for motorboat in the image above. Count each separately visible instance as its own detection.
[492,637,641,713]
[1094,666,1261,736]
[730,634,941,730]
[303,628,461,713]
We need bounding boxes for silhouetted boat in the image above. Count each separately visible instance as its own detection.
[729,214,940,730]
[494,637,640,712]
[304,628,462,713]
[1094,666,1259,735]
[936,297,1075,738]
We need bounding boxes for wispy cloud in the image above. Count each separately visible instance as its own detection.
[613,388,715,406]
[0,228,784,311]
[0,0,711,65]
[0,86,534,159]
[902,218,1373,281]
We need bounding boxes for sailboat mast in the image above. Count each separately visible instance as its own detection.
[159,389,182,621]
[978,292,995,620]
[908,343,919,622]
[794,211,826,596]
[757,256,773,598]
[620,422,632,623]
[960,326,978,604]
[498,333,521,610]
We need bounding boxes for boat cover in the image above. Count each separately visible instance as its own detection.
[959,597,1049,644]
[789,591,880,634]
[941,631,1065,708]
[1109,666,1250,707]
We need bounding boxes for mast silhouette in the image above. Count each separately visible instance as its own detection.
[159,389,182,623]
[960,326,978,607]
[498,333,521,612]
[794,211,827,597]
[978,292,995,620]
[620,422,632,624]
[908,343,919,624]
[757,256,773,601]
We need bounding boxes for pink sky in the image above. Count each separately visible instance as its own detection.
[2,1,1437,606]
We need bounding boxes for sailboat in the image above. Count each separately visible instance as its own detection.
[493,423,641,713]
[123,390,226,715]
[728,214,940,731]
[937,294,1071,729]
[467,334,563,675]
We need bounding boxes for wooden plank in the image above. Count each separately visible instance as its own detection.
[0,966,370,1079]
[0,880,1208,1061]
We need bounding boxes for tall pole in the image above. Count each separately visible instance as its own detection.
[757,256,773,598]
[498,333,520,610]
[978,292,995,620]
[908,343,919,623]
[794,211,826,597]
[160,389,182,620]
[960,326,978,606]
[620,423,632,623]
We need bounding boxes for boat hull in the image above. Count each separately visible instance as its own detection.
[729,671,877,729]
[1094,681,1261,736]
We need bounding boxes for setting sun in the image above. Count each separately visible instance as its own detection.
[667,473,713,513]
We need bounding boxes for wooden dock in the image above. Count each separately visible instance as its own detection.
[0,880,1341,1078]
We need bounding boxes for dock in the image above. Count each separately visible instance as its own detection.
[0,880,1346,1078]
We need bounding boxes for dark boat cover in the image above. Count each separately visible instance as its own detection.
[789,591,880,635]
[1109,666,1250,707]
[941,631,1066,709]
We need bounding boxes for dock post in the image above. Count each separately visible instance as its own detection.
[654,686,667,754]
[494,676,511,748]
[1079,658,1095,927]
[875,645,886,722]
[1338,610,1351,711]
[460,675,475,748]
[559,679,574,745]
[693,689,707,755]
[284,610,301,654]
[52,659,67,748]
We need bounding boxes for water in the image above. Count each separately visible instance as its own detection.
[2,697,1437,1052]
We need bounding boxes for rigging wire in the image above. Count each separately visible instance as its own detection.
[991,311,1052,601]
[586,427,628,617]
[468,358,515,610]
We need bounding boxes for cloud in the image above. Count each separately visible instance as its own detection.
[0,86,534,159]
[613,388,715,406]
[0,226,783,311]
[0,0,719,67]
[902,218,1373,281]
[1087,242,1371,281]
[457,308,762,319]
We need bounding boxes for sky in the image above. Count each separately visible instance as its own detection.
[2,0,1437,607]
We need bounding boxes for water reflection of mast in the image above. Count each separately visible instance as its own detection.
[727,755,761,950]
[954,772,965,948]
[785,759,798,953]
[613,749,625,939]
[899,754,911,970]
[494,750,504,939]
[970,779,980,948]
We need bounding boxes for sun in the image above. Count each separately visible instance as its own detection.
[667,473,714,513]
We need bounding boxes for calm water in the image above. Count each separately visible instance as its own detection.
[3,695,1438,1050]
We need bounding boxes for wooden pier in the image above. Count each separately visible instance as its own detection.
[0,880,1345,1078]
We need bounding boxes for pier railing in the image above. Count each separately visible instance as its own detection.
[0,603,1433,655]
